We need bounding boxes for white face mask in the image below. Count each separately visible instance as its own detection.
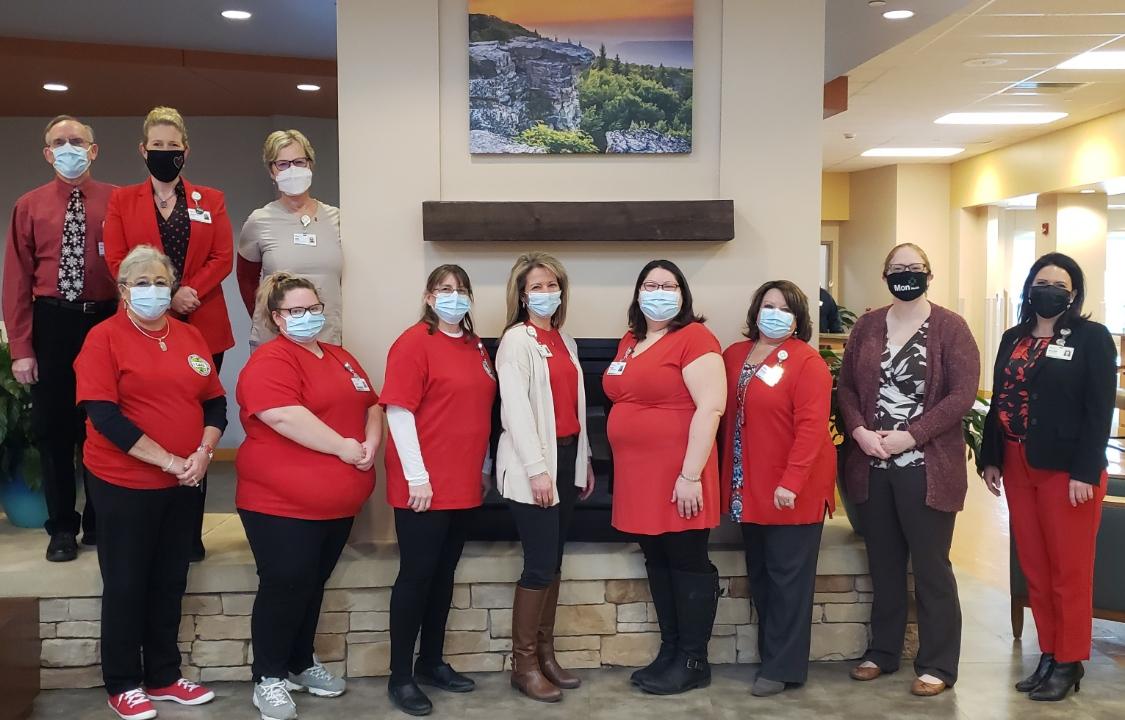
[275,166,313,196]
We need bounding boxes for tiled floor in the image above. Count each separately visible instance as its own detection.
[20,463,1125,719]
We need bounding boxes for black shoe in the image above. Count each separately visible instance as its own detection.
[631,566,677,687]
[1015,653,1054,693]
[1029,661,1083,701]
[190,544,206,563]
[80,533,97,547]
[388,680,433,716]
[636,566,718,696]
[46,532,78,562]
[415,662,475,693]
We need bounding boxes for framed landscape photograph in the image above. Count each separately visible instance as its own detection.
[468,0,694,154]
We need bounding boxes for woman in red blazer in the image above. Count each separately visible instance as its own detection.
[102,106,234,562]
[719,280,835,697]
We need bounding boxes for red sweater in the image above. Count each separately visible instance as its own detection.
[837,304,980,512]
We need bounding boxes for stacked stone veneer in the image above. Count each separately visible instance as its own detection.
[39,574,917,689]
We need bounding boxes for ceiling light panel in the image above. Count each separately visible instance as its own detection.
[1058,51,1125,70]
[934,111,1068,125]
[861,147,965,157]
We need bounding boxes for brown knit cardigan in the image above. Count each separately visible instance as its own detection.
[837,303,981,512]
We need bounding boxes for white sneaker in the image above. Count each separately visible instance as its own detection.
[253,678,298,720]
[288,658,346,698]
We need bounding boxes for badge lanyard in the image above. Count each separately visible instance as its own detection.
[476,339,495,380]
[323,346,371,391]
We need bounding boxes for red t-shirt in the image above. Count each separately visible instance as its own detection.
[533,324,581,438]
[235,337,378,520]
[380,323,497,510]
[74,310,224,490]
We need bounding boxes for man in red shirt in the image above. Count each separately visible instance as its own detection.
[2,115,117,562]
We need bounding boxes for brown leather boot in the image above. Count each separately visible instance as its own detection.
[511,586,562,703]
[537,575,581,689]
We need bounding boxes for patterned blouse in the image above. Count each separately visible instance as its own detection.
[728,359,761,522]
[155,181,190,280]
[995,336,1050,438]
[872,321,928,469]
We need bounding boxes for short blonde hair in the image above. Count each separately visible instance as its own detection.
[262,129,316,171]
[882,242,932,276]
[504,252,569,330]
[117,245,177,286]
[142,106,188,145]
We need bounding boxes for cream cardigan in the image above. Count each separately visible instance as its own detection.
[495,323,589,506]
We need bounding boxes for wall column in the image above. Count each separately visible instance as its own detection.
[1036,192,1109,321]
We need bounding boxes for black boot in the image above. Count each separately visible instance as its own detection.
[1015,653,1054,693]
[388,678,433,716]
[637,565,718,696]
[1029,661,1083,701]
[631,566,677,687]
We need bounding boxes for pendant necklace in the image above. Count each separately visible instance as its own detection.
[128,314,171,351]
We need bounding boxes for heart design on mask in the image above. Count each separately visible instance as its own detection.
[174,155,185,168]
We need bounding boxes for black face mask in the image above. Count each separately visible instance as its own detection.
[1028,285,1071,319]
[145,149,186,183]
[885,271,928,302]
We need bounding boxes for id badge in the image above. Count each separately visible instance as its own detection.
[1045,345,1074,361]
[187,208,212,224]
[351,376,372,392]
[757,364,784,387]
[606,361,626,376]
[294,233,317,246]
[98,241,105,256]
[538,343,552,358]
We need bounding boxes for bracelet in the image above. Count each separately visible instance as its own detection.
[197,443,214,460]
[163,454,175,473]
[677,473,702,483]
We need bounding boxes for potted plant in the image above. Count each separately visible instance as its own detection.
[820,347,988,535]
[0,342,45,529]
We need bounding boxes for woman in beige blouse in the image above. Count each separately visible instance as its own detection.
[237,129,343,346]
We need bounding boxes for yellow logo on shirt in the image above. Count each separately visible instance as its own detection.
[188,354,212,376]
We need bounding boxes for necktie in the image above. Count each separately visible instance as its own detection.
[57,186,86,302]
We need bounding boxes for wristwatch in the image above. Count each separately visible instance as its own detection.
[197,443,214,460]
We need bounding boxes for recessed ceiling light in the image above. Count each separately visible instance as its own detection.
[963,57,1007,67]
[1003,194,1039,208]
[861,147,964,158]
[868,0,887,6]
[221,10,252,20]
[883,10,915,20]
[1080,189,1096,194]
[43,83,68,92]
[935,111,1067,125]
[1058,51,1125,70]
[297,84,321,92]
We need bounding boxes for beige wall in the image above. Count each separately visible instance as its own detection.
[839,166,897,313]
[338,0,827,541]
[895,165,951,307]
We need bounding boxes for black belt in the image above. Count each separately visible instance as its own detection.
[35,296,117,314]
[1004,434,1026,445]
[557,434,578,446]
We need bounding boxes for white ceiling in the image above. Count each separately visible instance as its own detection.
[0,0,337,59]
[825,0,1125,171]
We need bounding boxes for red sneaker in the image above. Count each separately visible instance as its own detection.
[146,678,215,705]
[108,689,157,720]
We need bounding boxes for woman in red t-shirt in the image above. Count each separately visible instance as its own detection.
[603,259,726,696]
[380,264,496,715]
[75,245,225,716]
[719,281,835,697]
[495,252,594,703]
[235,272,382,717]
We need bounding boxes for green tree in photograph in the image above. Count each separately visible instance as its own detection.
[597,43,608,70]
[517,124,600,153]
[612,53,623,73]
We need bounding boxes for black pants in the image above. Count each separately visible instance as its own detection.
[188,351,224,555]
[507,439,579,589]
[87,469,192,695]
[32,300,114,537]
[637,529,712,574]
[858,465,961,686]
[742,521,824,684]
[389,508,470,682]
[240,509,352,681]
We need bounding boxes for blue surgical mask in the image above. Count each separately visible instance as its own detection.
[638,290,681,322]
[758,307,795,340]
[527,291,562,319]
[433,292,471,325]
[284,312,326,341]
[52,144,91,180]
[128,285,171,321]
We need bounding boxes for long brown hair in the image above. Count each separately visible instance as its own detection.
[256,272,320,333]
[504,252,569,330]
[420,264,476,338]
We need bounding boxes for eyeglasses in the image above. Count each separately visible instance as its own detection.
[122,279,170,288]
[887,264,928,274]
[277,303,324,318]
[432,287,466,297]
[49,138,90,148]
[641,281,680,292]
[273,158,310,171]
[1032,280,1071,290]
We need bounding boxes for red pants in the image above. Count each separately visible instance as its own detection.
[1003,441,1106,662]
